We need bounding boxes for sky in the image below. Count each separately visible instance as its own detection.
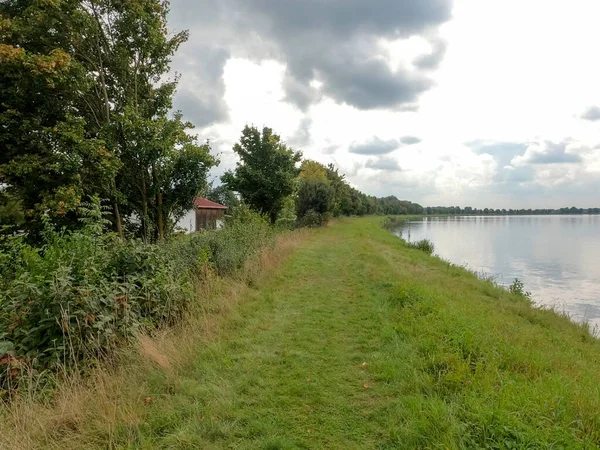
[167,0,600,208]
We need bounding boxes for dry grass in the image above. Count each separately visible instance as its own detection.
[0,229,310,450]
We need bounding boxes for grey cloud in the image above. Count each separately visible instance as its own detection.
[283,75,321,111]
[172,45,230,127]
[581,106,600,121]
[468,141,527,167]
[168,0,453,113]
[318,54,434,110]
[496,165,534,183]
[322,144,339,155]
[400,135,421,145]
[365,156,402,171]
[248,0,452,37]
[288,117,312,148]
[349,137,399,155]
[413,38,448,70]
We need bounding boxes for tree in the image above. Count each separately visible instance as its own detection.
[205,184,240,210]
[0,0,119,237]
[73,0,207,241]
[300,160,328,182]
[222,126,302,223]
[116,110,215,241]
[296,179,334,224]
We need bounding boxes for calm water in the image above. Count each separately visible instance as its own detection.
[395,215,600,328]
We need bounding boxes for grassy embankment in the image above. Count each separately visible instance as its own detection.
[3,217,600,449]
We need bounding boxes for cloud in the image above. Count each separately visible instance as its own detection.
[413,38,448,70]
[512,141,583,165]
[365,156,402,171]
[172,45,230,127]
[581,105,600,121]
[468,141,528,166]
[288,117,312,148]
[168,0,453,112]
[349,137,399,155]
[400,135,421,145]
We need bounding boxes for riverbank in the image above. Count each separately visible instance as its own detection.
[3,217,600,448]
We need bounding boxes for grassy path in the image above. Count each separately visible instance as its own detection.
[11,218,600,449]
[125,217,600,449]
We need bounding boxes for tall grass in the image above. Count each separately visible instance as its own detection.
[0,226,308,449]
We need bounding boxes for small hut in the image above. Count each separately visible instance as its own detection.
[175,197,227,233]
[193,197,227,230]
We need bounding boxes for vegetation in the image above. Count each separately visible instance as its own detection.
[3,0,599,447]
[222,126,302,224]
[406,238,435,255]
[0,0,216,242]
[426,206,600,215]
[0,200,271,393]
[3,218,600,448]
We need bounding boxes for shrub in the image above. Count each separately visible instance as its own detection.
[508,278,532,301]
[0,203,273,389]
[297,209,331,228]
[296,179,333,227]
[406,239,435,255]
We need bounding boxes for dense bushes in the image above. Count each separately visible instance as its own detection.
[296,179,333,227]
[0,206,271,389]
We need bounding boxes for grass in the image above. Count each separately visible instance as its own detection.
[3,217,600,449]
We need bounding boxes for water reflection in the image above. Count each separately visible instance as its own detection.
[395,215,600,329]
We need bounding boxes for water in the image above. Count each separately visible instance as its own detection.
[395,215,600,329]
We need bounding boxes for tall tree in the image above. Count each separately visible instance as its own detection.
[222,126,302,223]
[0,0,119,236]
[117,110,215,241]
[74,0,208,241]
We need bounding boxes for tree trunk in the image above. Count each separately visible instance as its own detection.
[157,192,164,242]
[113,201,124,239]
[141,174,149,242]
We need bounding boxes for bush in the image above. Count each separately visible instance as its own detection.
[406,239,435,255]
[0,204,272,389]
[296,179,333,227]
[297,209,331,228]
[508,278,532,301]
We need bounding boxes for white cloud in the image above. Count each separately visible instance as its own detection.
[169,0,600,208]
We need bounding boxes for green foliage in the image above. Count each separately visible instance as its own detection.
[0,0,119,230]
[0,0,214,242]
[205,183,241,210]
[0,191,24,235]
[406,239,435,255]
[296,179,334,227]
[509,278,532,301]
[222,126,302,223]
[0,204,272,388]
[116,110,216,241]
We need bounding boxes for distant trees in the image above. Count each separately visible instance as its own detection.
[222,126,302,223]
[425,206,600,215]
[293,159,423,226]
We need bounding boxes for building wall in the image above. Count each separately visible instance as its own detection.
[175,209,196,234]
[195,208,226,230]
[175,208,226,233]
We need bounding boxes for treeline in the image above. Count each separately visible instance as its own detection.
[425,206,600,215]
[205,125,423,227]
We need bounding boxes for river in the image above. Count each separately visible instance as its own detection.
[394,215,600,330]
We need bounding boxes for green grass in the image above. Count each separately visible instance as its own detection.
[8,217,600,449]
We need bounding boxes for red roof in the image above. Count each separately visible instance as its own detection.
[194,197,228,209]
